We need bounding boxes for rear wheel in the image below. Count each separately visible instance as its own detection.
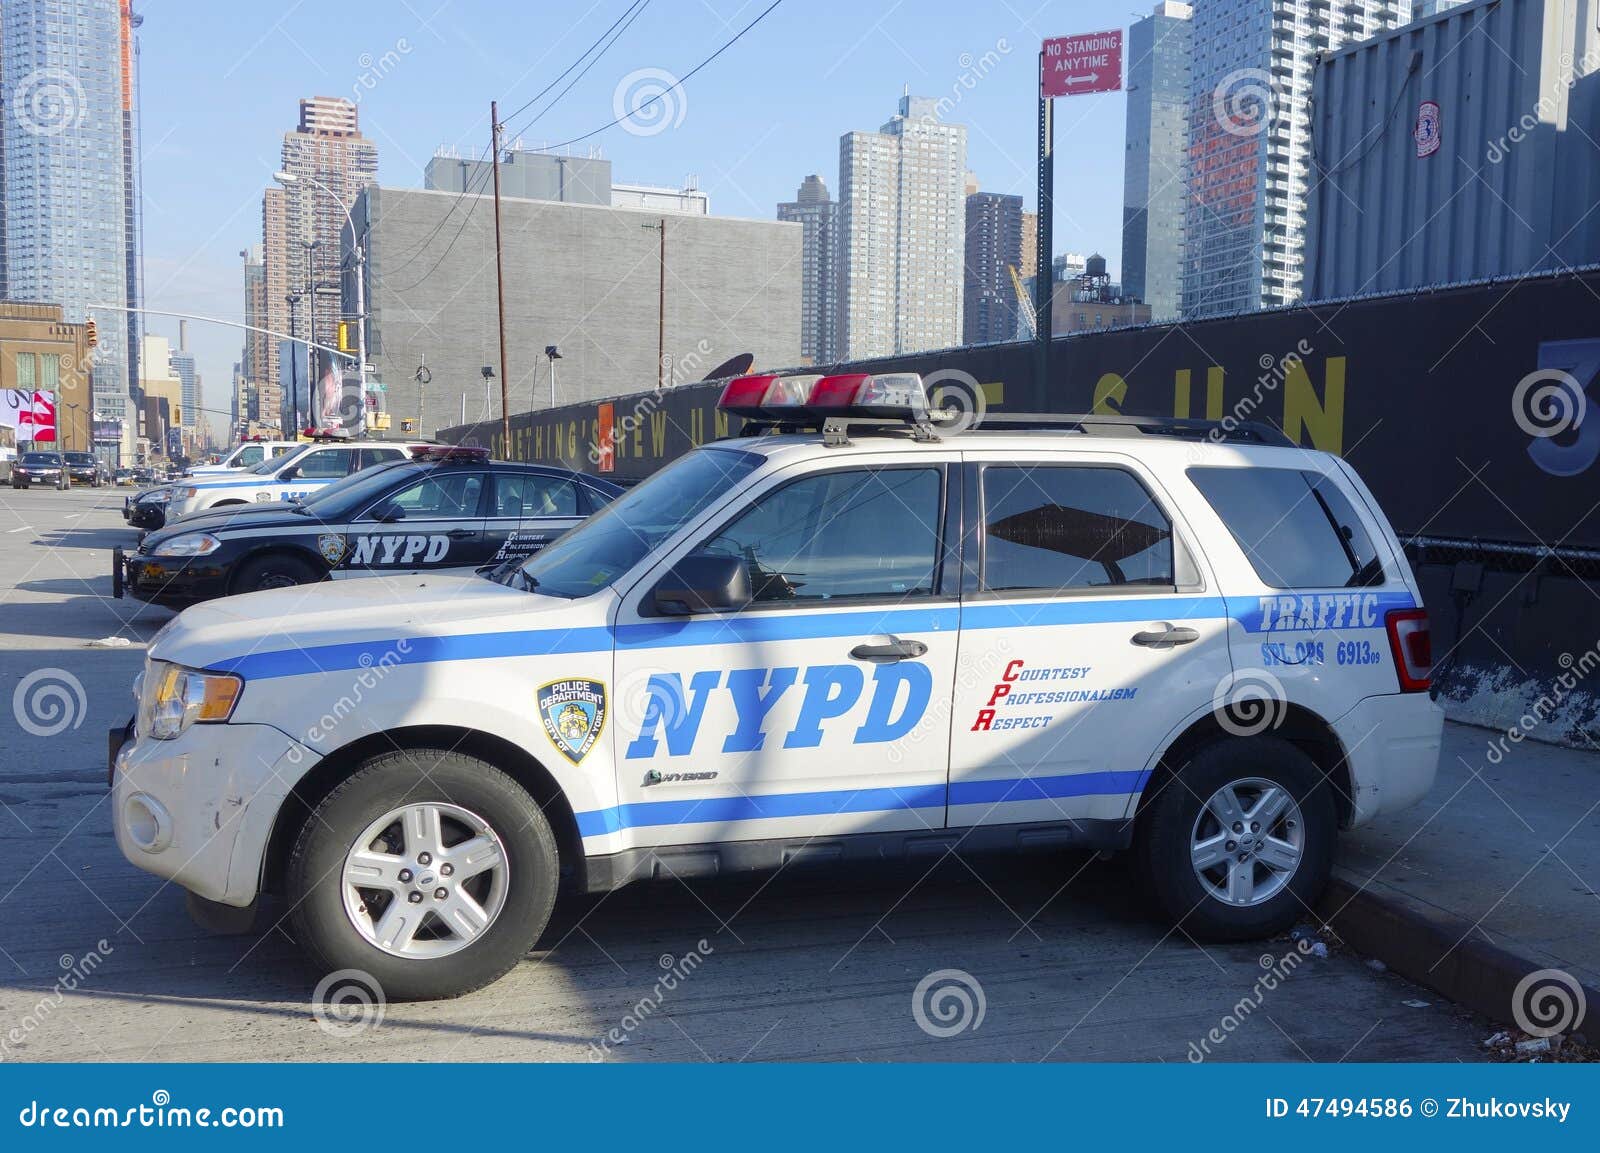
[286,750,558,1000]
[1137,736,1334,941]
[231,551,320,594]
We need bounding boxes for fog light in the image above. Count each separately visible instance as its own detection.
[123,792,173,853]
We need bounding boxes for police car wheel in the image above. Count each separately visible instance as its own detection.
[1137,736,1334,941]
[286,749,559,1001]
[232,552,319,594]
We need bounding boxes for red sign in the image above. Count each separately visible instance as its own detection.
[1042,30,1123,98]
[595,401,615,473]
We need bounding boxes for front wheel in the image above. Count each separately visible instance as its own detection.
[231,551,320,594]
[1137,736,1334,941]
[286,750,559,1000]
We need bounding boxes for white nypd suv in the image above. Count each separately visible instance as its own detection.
[163,439,431,521]
[112,372,1442,1000]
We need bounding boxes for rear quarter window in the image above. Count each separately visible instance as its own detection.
[1188,466,1384,589]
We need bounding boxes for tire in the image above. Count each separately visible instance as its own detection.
[1136,736,1334,941]
[286,749,558,1001]
[231,551,321,594]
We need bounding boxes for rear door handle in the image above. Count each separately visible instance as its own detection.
[1131,623,1200,648]
[447,529,476,539]
[850,636,928,661]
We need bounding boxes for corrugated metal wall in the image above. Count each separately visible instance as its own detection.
[1304,0,1600,300]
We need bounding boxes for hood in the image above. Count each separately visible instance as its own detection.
[150,573,605,674]
[145,502,308,543]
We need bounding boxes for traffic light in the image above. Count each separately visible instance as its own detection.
[337,321,353,353]
[85,319,98,348]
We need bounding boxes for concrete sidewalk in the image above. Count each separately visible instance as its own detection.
[1329,720,1600,1031]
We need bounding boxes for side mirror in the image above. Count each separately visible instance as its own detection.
[651,554,750,616]
[278,465,300,481]
[372,502,405,523]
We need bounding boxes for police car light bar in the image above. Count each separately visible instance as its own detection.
[717,372,929,423]
[410,445,490,462]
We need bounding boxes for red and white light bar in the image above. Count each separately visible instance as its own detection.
[410,445,491,462]
[717,372,929,422]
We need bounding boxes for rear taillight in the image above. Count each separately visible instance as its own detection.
[1385,608,1432,692]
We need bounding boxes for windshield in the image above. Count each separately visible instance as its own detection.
[507,446,764,598]
[22,453,58,465]
[296,459,420,515]
[249,443,308,476]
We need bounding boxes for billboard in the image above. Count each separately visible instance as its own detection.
[0,391,56,443]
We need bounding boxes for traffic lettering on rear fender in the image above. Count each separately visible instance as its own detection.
[623,663,933,758]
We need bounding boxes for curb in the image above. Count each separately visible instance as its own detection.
[1318,870,1596,1034]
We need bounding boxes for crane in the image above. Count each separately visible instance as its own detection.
[1008,264,1038,339]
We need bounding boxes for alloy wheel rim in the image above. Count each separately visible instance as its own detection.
[1189,776,1304,907]
[341,802,510,958]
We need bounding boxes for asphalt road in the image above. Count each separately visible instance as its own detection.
[0,484,1493,1062]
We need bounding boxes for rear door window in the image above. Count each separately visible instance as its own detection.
[1188,466,1384,588]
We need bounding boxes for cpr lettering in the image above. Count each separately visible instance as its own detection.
[349,534,452,566]
[624,663,932,759]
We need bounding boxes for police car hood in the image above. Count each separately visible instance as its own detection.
[149,502,306,539]
[151,574,598,674]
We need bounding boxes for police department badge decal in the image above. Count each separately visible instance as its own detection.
[537,679,607,765]
[317,533,348,565]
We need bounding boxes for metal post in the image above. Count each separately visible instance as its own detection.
[1034,50,1054,393]
[657,217,666,393]
[550,356,557,408]
[490,101,512,457]
[286,293,301,434]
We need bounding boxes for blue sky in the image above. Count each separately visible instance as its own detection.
[135,0,1136,438]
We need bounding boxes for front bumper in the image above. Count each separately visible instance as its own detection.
[113,546,230,604]
[12,470,60,485]
[1332,693,1445,827]
[113,720,315,906]
[128,503,168,530]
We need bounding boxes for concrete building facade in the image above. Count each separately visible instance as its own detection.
[1122,2,1192,321]
[838,93,967,359]
[777,175,841,365]
[351,186,802,437]
[1182,0,1412,318]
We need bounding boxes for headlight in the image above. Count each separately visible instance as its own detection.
[138,661,243,740]
[173,486,198,500]
[151,532,221,557]
[139,489,171,505]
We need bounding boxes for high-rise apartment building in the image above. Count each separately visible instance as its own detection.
[838,92,967,359]
[963,191,1023,345]
[264,97,377,429]
[170,320,197,435]
[259,187,289,430]
[1020,211,1039,281]
[1123,2,1192,321]
[777,175,841,365]
[0,0,141,459]
[240,244,266,423]
[1182,0,1412,318]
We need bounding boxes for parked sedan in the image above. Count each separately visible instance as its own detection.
[113,449,620,605]
[10,452,64,489]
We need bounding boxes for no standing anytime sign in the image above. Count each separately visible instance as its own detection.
[1042,30,1123,97]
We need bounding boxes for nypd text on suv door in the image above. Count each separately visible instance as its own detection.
[947,450,1232,831]
[610,453,962,850]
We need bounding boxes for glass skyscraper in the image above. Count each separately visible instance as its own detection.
[1122,2,1193,322]
[0,0,140,457]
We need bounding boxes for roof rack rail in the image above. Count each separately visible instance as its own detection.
[965,412,1295,447]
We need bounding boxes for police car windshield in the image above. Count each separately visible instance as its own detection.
[249,444,309,475]
[509,447,764,598]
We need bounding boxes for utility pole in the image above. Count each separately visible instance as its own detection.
[302,238,318,432]
[286,293,301,434]
[490,100,512,456]
[642,219,666,392]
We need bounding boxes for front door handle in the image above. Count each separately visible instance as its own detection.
[1131,623,1200,648]
[850,636,928,661]
[447,529,476,539]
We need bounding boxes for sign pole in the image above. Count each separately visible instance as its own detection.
[1034,48,1054,393]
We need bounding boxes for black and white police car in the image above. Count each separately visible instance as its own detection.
[112,447,621,605]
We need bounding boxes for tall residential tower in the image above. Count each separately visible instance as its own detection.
[963,190,1024,345]
[777,174,841,365]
